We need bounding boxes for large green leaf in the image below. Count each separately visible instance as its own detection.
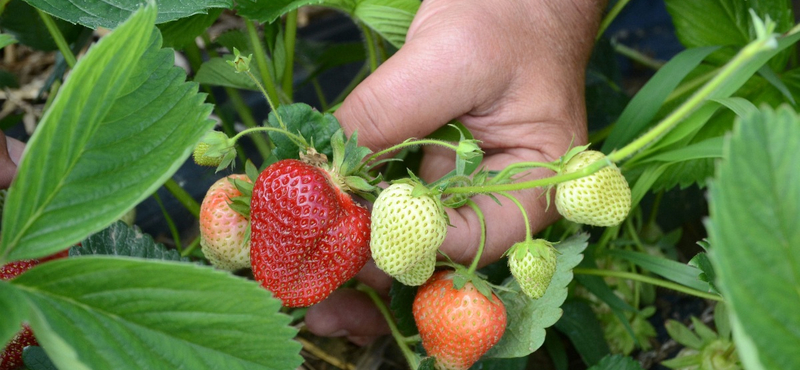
[267,103,341,160]
[70,221,191,262]
[601,46,718,153]
[0,0,85,51]
[24,0,231,29]
[554,299,610,366]
[236,0,353,24]
[486,234,588,358]
[354,0,419,48]
[0,5,215,262]
[10,257,303,369]
[158,9,222,49]
[665,0,793,67]
[236,0,417,48]
[0,281,29,347]
[706,105,800,369]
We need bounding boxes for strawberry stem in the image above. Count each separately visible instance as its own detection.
[465,200,487,276]
[573,268,723,302]
[230,126,309,152]
[357,284,420,369]
[360,139,460,169]
[489,161,562,185]
[496,192,532,242]
[444,158,610,195]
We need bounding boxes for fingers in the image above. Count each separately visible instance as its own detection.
[305,288,391,345]
[0,132,21,189]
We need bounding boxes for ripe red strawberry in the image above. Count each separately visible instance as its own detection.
[1,260,40,370]
[413,270,507,370]
[1,251,69,370]
[250,159,371,307]
[199,174,252,271]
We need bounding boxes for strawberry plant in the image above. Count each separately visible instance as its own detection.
[2,0,800,369]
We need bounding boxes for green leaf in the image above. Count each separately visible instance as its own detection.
[587,354,645,370]
[389,280,419,336]
[602,46,719,153]
[0,5,215,262]
[0,280,29,346]
[665,319,704,349]
[605,249,712,293]
[354,0,419,48]
[25,0,232,29]
[486,233,588,358]
[215,30,251,55]
[475,357,529,370]
[0,33,16,49]
[70,221,191,262]
[158,9,222,49]
[641,137,724,164]
[554,299,610,367]
[707,105,800,370]
[0,1,85,51]
[267,103,341,160]
[23,346,58,370]
[236,0,353,24]
[688,252,719,295]
[195,56,263,90]
[665,0,793,67]
[297,41,366,84]
[11,257,303,369]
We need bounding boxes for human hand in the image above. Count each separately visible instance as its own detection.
[306,0,605,345]
[0,131,24,189]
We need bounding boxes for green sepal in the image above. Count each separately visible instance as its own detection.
[245,160,260,183]
[343,176,377,194]
[227,197,251,219]
[558,143,592,171]
[226,47,252,73]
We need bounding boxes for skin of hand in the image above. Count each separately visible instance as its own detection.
[306,0,606,345]
[0,131,24,189]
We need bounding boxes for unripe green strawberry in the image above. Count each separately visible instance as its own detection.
[192,142,219,166]
[555,150,631,227]
[507,239,557,299]
[394,252,436,286]
[199,174,251,271]
[370,182,448,278]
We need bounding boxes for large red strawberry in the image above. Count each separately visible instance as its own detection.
[249,159,371,307]
[1,251,70,370]
[1,260,40,370]
[413,270,507,370]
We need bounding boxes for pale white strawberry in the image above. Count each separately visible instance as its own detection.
[555,150,631,227]
[370,182,448,279]
[393,252,437,286]
[199,174,251,271]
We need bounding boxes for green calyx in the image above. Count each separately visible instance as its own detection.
[322,129,380,199]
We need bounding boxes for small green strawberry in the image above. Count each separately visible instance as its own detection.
[193,131,236,170]
[507,239,557,299]
[555,150,631,227]
[199,174,251,271]
[370,181,448,281]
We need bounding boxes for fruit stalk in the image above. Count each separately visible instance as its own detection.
[358,284,420,369]
[573,268,723,301]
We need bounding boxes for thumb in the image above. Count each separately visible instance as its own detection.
[334,37,485,151]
